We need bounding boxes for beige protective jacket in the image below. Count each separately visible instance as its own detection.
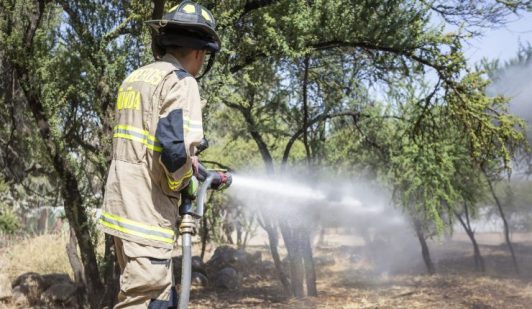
[99,54,204,249]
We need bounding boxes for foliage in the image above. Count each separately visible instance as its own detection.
[0,206,19,234]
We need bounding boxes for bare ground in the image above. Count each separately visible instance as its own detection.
[187,232,532,308]
[1,232,532,308]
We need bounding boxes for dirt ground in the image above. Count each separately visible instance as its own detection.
[188,231,532,309]
[1,231,532,308]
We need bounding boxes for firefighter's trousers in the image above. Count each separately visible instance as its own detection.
[113,237,177,309]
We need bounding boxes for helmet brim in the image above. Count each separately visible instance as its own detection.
[146,19,221,51]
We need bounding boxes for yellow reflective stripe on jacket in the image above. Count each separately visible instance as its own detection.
[183,116,203,133]
[167,168,193,191]
[99,211,175,244]
[113,125,162,152]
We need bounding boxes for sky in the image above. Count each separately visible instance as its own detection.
[464,10,532,64]
[475,10,532,124]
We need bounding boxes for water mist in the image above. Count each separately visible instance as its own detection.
[227,172,421,275]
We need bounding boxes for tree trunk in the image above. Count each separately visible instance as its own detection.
[150,0,166,59]
[65,227,89,306]
[100,235,120,308]
[66,227,85,285]
[301,228,317,296]
[454,207,485,272]
[413,219,435,274]
[484,173,520,274]
[302,56,311,166]
[261,219,291,293]
[280,222,305,298]
[15,67,104,309]
[8,2,104,307]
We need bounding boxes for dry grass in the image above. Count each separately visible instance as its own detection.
[0,233,73,281]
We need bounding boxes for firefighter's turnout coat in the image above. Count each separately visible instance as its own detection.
[99,54,203,250]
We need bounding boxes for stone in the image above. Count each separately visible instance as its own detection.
[191,272,208,287]
[11,286,29,309]
[212,267,239,290]
[41,282,78,308]
[11,272,45,305]
[206,246,238,272]
[0,274,11,301]
[206,247,263,277]
[173,255,207,280]
[41,273,72,289]
[191,256,206,274]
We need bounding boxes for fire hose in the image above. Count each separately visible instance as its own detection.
[177,140,231,308]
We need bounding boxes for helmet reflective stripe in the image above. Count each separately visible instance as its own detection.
[201,9,212,22]
[182,4,196,14]
[168,5,179,13]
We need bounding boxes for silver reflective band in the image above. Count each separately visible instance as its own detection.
[100,212,175,244]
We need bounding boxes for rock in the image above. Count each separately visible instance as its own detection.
[211,267,239,290]
[191,272,208,287]
[191,256,206,274]
[0,274,11,301]
[206,247,263,278]
[41,282,78,308]
[41,273,72,289]
[11,286,29,309]
[206,246,238,272]
[10,272,76,308]
[173,255,207,280]
[11,272,45,305]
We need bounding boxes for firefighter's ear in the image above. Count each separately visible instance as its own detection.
[195,49,207,60]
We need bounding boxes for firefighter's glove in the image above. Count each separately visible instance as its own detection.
[183,176,199,199]
[211,172,232,191]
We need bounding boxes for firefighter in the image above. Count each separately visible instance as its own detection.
[98,2,227,308]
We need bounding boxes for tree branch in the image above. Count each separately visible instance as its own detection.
[281,110,364,167]
[240,0,279,19]
[224,100,274,172]
[311,40,446,76]
[151,0,166,59]
[101,15,138,46]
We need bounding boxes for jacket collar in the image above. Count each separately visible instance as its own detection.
[161,53,187,72]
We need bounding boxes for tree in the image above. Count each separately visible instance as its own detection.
[0,0,158,307]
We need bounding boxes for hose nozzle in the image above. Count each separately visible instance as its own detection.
[211,171,232,190]
[196,164,232,190]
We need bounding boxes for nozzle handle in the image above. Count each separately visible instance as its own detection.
[181,163,232,218]
[195,164,231,189]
